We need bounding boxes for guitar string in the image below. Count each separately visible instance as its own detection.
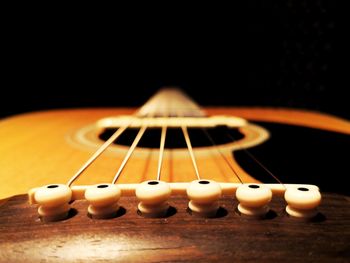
[157,93,202,182]
[224,130,285,187]
[68,89,259,187]
[113,94,173,183]
[154,92,198,182]
[66,106,156,187]
[181,126,201,180]
[156,126,167,181]
[111,104,160,184]
[201,128,243,184]
[156,96,169,181]
[111,126,148,184]
[112,98,170,184]
[66,125,130,187]
[176,102,201,181]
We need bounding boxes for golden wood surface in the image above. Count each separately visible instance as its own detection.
[0,107,349,200]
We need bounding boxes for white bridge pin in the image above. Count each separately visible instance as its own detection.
[236,184,272,217]
[284,187,321,219]
[186,180,222,218]
[34,184,72,222]
[136,180,171,218]
[85,184,121,219]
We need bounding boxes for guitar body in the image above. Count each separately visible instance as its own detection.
[0,106,349,262]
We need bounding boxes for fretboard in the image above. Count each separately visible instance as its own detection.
[137,88,206,117]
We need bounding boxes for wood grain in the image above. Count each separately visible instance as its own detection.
[1,107,349,200]
[0,193,349,262]
[1,102,349,262]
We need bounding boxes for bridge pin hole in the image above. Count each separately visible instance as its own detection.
[297,187,309,192]
[97,184,109,188]
[47,185,58,189]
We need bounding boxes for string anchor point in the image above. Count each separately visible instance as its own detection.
[136,180,171,218]
[85,184,121,219]
[284,187,321,219]
[34,184,72,222]
[187,180,222,218]
[236,184,272,217]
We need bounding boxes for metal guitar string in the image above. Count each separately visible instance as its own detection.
[224,131,285,187]
[155,96,169,181]
[143,90,202,181]
[113,94,169,184]
[66,106,156,186]
[111,104,162,184]
[181,125,201,180]
[156,126,167,181]
[201,128,244,184]
[66,125,130,186]
[173,98,202,181]
[67,86,279,187]
[111,126,148,184]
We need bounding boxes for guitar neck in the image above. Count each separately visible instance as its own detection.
[136,88,206,117]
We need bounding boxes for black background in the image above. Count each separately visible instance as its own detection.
[2,1,347,119]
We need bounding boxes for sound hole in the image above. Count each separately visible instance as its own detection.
[99,126,244,149]
[298,187,309,191]
[249,184,260,189]
[148,181,159,185]
[47,185,58,188]
[97,184,109,188]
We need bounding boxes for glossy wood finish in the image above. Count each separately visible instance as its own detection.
[1,107,350,200]
[0,107,349,262]
[0,193,349,262]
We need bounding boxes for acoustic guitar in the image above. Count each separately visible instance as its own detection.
[0,88,349,262]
